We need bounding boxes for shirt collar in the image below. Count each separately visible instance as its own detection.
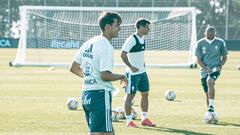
[205,37,216,44]
[134,33,144,39]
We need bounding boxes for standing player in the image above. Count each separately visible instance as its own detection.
[195,26,228,123]
[69,12,127,135]
[121,18,156,128]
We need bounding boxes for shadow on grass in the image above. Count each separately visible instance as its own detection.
[140,126,215,135]
[215,121,240,127]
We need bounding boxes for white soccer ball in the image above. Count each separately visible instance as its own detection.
[112,111,119,122]
[237,65,240,70]
[164,90,176,101]
[48,66,56,71]
[204,111,219,124]
[112,106,125,120]
[204,111,213,123]
[66,98,78,110]
[112,106,138,121]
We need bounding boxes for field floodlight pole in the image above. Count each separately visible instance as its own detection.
[225,0,229,40]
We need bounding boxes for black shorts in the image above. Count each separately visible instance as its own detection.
[201,71,220,92]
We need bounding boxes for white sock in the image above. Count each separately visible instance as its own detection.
[126,115,132,123]
[142,112,148,121]
[209,99,214,108]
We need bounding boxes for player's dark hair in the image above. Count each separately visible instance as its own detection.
[205,26,216,34]
[135,18,151,29]
[98,11,122,31]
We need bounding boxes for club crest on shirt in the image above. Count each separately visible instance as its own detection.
[215,46,218,50]
[202,47,206,54]
[84,62,93,76]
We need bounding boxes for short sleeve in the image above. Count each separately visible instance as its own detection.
[73,47,83,64]
[220,40,228,56]
[195,42,202,58]
[122,36,136,53]
[99,45,114,72]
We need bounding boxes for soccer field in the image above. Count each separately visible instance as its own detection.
[0,48,240,135]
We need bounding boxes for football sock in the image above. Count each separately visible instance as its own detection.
[142,112,148,121]
[208,99,214,112]
[126,115,132,123]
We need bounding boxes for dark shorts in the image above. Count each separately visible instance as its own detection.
[125,72,149,94]
[81,90,113,132]
[201,71,220,93]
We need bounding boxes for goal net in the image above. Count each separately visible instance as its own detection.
[12,6,197,68]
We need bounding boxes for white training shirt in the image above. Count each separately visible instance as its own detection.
[73,35,114,92]
[122,34,146,75]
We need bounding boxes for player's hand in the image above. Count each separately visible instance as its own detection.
[217,66,222,73]
[120,77,128,88]
[203,67,212,73]
[130,66,139,72]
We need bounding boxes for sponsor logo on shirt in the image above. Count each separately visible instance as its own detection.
[83,44,93,59]
[84,78,97,85]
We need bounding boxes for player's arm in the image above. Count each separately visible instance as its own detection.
[219,41,228,69]
[101,71,128,88]
[121,51,139,72]
[220,55,227,69]
[69,61,84,78]
[99,44,128,86]
[195,43,212,73]
[196,56,212,73]
[100,71,126,81]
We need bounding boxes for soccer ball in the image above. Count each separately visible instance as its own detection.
[112,111,119,122]
[112,106,125,120]
[164,90,176,101]
[204,111,219,124]
[66,98,78,110]
[112,106,138,121]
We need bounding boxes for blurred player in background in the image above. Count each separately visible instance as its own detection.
[195,26,228,123]
[121,18,156,128]
[70,11,127,135]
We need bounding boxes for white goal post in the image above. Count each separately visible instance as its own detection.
[11,6,197,68]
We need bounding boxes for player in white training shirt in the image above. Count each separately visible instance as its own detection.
[121,18,156,128]
[70,12,127,135]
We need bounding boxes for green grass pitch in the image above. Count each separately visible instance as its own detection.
[0,49,240,135]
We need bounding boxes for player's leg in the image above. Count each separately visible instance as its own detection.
[206,71,220,112]
[206,77,215,111]
[205,93,209,107]
[201,77,209,107]
[82,91,90,127]
[138,72,155,127]
[204,72,220,124]
[140,92,149,119]
[124,73,138,127]
[125,94,135,120]
[83,90,114,134]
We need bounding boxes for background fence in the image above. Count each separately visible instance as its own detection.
[0,0,239,40]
